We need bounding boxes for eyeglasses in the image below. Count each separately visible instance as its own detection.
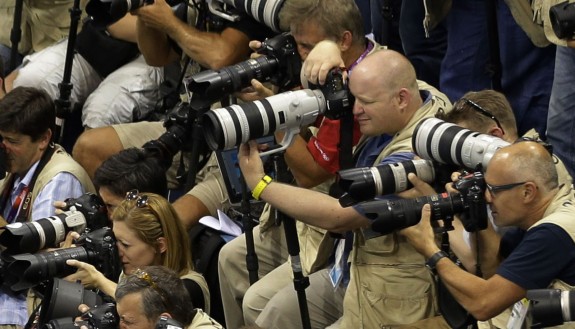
[458,98,505,135]
[125,189,149,208]
[485,181,526,195]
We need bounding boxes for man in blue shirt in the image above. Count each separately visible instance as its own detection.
[0,86,94,329]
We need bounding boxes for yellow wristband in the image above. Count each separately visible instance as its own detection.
[252,175,272,200]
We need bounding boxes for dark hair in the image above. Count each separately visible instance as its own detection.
[93,148,168,197]
[115,266,194,326]
[0,86,56,141]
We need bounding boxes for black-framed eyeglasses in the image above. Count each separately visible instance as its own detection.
[458,98,505,135]
[485,181,526,195]
[125,189,149,208]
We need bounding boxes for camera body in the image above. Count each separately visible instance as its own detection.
[187,32,301,101]
[360,172,488,235]
[0,192,108,255]
[81,303,119,329]
[1,227,120,291]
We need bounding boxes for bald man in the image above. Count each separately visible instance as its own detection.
[400,141,575,326]
[239,49,452,328]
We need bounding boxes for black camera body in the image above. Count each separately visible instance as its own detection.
[316,69,354,120]
[187,32,301,101]
[81,303,119,329]
[0,192,108,255]
[156,315,184,329]
[1,227,120,292]
[361,172,488,235]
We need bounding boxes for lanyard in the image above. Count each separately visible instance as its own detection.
[6,184,29,223]
[347,39,375,74]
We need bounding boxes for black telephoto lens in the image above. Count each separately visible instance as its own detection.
[363,193,466,235]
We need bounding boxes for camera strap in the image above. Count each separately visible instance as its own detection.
[13,144,56,223]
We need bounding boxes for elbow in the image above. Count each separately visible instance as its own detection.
[468,301,500,321]
[204,55,234,70]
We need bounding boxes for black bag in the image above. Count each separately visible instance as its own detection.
[75,19,140,77]
[188,223,227,326]
[438,277,478,329]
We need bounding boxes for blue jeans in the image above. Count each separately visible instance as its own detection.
[440,0,555,137]
[370,0,447,88]
[547,46,575,178]
[0,43,22,76]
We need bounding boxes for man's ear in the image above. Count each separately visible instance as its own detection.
[339,31,353,52]
[39,129,52,150]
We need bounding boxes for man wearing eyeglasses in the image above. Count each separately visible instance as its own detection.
[400,141,575,329]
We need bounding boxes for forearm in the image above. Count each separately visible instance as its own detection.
[256,180,369,232]
[173,194,211,230]
[136,18,178,66]
[283,135,333,188]
[97,277,118,299]
[165,26,251,69]
[434,257,522,320]
[106,15,138,43]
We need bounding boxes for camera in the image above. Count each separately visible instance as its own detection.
[202,69,353,156]
[527,289,575,329]
[1,227,120,291]
[550,1,575,40]
[142,101,196,169]
[187,32,301,101]
[337,159,457,207]
[36,278,104,328]
[413,118,509,171]
[0,193,108,255]
[358,172,488,235]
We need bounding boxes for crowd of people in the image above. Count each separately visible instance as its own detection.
[0,0,574,328]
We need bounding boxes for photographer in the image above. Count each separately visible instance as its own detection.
[0,86,94,328]
[238,49,452,328]
[76,266,222,329]
[71,0,277,178]
[64,192,211,314]
[399,141,575,326]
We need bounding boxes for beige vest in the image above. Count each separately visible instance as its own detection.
[181,270,212,316]
[187,309,224,329]
[0,144,95,222]
[341,80,452,328]
[480,184,575,329]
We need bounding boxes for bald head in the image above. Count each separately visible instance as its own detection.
[352,49,418,93]
[489,141,558,193]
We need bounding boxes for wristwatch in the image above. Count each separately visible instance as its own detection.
[426,250,449,272]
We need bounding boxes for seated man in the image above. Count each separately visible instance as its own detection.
[77,265,223,329]
[400,141,575,327]
[0,86,94,328]
[238,49,452,328]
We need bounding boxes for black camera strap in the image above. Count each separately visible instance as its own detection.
[14,144,56,223]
